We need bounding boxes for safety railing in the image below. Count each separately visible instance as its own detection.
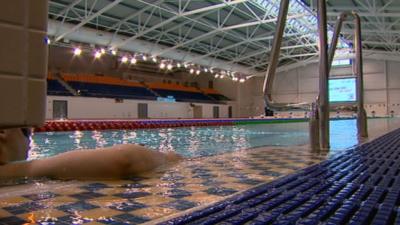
[263,0,368,150]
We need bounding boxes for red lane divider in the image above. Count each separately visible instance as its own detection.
[34,120,235,132]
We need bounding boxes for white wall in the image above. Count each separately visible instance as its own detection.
[46,96,232,120]
[239,60,400,115]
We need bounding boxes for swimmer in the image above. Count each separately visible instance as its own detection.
[0,128,182,180]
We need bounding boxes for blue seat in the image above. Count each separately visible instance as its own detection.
[67,81,157,100]
[47,80,73,96]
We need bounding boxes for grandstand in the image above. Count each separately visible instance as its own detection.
[47,73,230,104]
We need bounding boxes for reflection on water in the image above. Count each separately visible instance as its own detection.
[28,118,400,160]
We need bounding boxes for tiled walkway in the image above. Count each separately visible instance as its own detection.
[0,147,325,225]
[159,128,400,225]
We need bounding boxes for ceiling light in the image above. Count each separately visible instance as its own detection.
[160,62,166,69]
[121,56,128,63]
[177,63,181,68]
[73,47,82,56]
[130,58,137,64]
[152,56,158,62]
[239,78,246,83]
[100,48,106,54]
[142,55,148,61]
[167,64,173,70]
[94,51,101,59]
[111,49,117,55]
[189,68,194,74]
[196,69,201,75]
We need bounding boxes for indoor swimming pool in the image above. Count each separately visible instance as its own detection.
[29,117,399,160]
[0,118,399,224]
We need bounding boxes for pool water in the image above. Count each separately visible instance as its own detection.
[2,118,399,224]
[29,118,399,160]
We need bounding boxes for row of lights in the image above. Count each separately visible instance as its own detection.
[70,45,250,83]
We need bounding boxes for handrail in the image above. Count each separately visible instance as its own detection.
[262,0,368,150]
[328,12,368,137]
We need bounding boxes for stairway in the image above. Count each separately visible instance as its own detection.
[54,73,79,96]
[140,81,161,97]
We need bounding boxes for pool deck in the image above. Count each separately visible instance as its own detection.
[158,128,400,225]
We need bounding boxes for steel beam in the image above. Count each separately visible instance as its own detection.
[55,0,123,42]
[111,0,247,49]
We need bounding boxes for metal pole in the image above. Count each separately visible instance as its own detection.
[354,13,368,137]
[328,13,347,73]
[317,0,330,149]
[263,0,289,108]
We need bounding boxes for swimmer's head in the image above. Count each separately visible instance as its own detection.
[0,128,30,165]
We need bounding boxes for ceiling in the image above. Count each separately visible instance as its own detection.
[47,0,400,76]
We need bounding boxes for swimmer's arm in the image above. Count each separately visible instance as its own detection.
[28,144,170,179]
[0,161,32,179]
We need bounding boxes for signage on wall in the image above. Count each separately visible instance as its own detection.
[157,96,176,102]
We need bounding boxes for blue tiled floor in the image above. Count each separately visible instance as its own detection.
[160,199,198,211]
[56,201,99,213]
[3,201,46,215]
[0,216,27,225]
[108,201,147,212]
[113,191,151,199]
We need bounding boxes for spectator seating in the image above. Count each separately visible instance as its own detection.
[47,73,231,103]
[202,88,231,101]
[47,78,73,96]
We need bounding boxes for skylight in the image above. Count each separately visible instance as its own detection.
[251,0,349,49]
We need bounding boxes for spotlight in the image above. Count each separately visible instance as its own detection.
[204,68,208,73]
[159,62,166,69]
[167,64,173,70]
[196,69,201,75]
[177,63,181,68]
[239,78,246,83]
[100,48,106,54]
[142,55,148,61]
[111,49,117,55]
[232,77,238,81]
[184,63,189,68]
[73,47,82,56]
[215,74,219,78]
[152,56,158,62]
[121,56,128,63]
[210,68,214,73]
[130,58,137,64]
[220,74,225,79]
[94,51,101,59]
[189,68,194,74]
